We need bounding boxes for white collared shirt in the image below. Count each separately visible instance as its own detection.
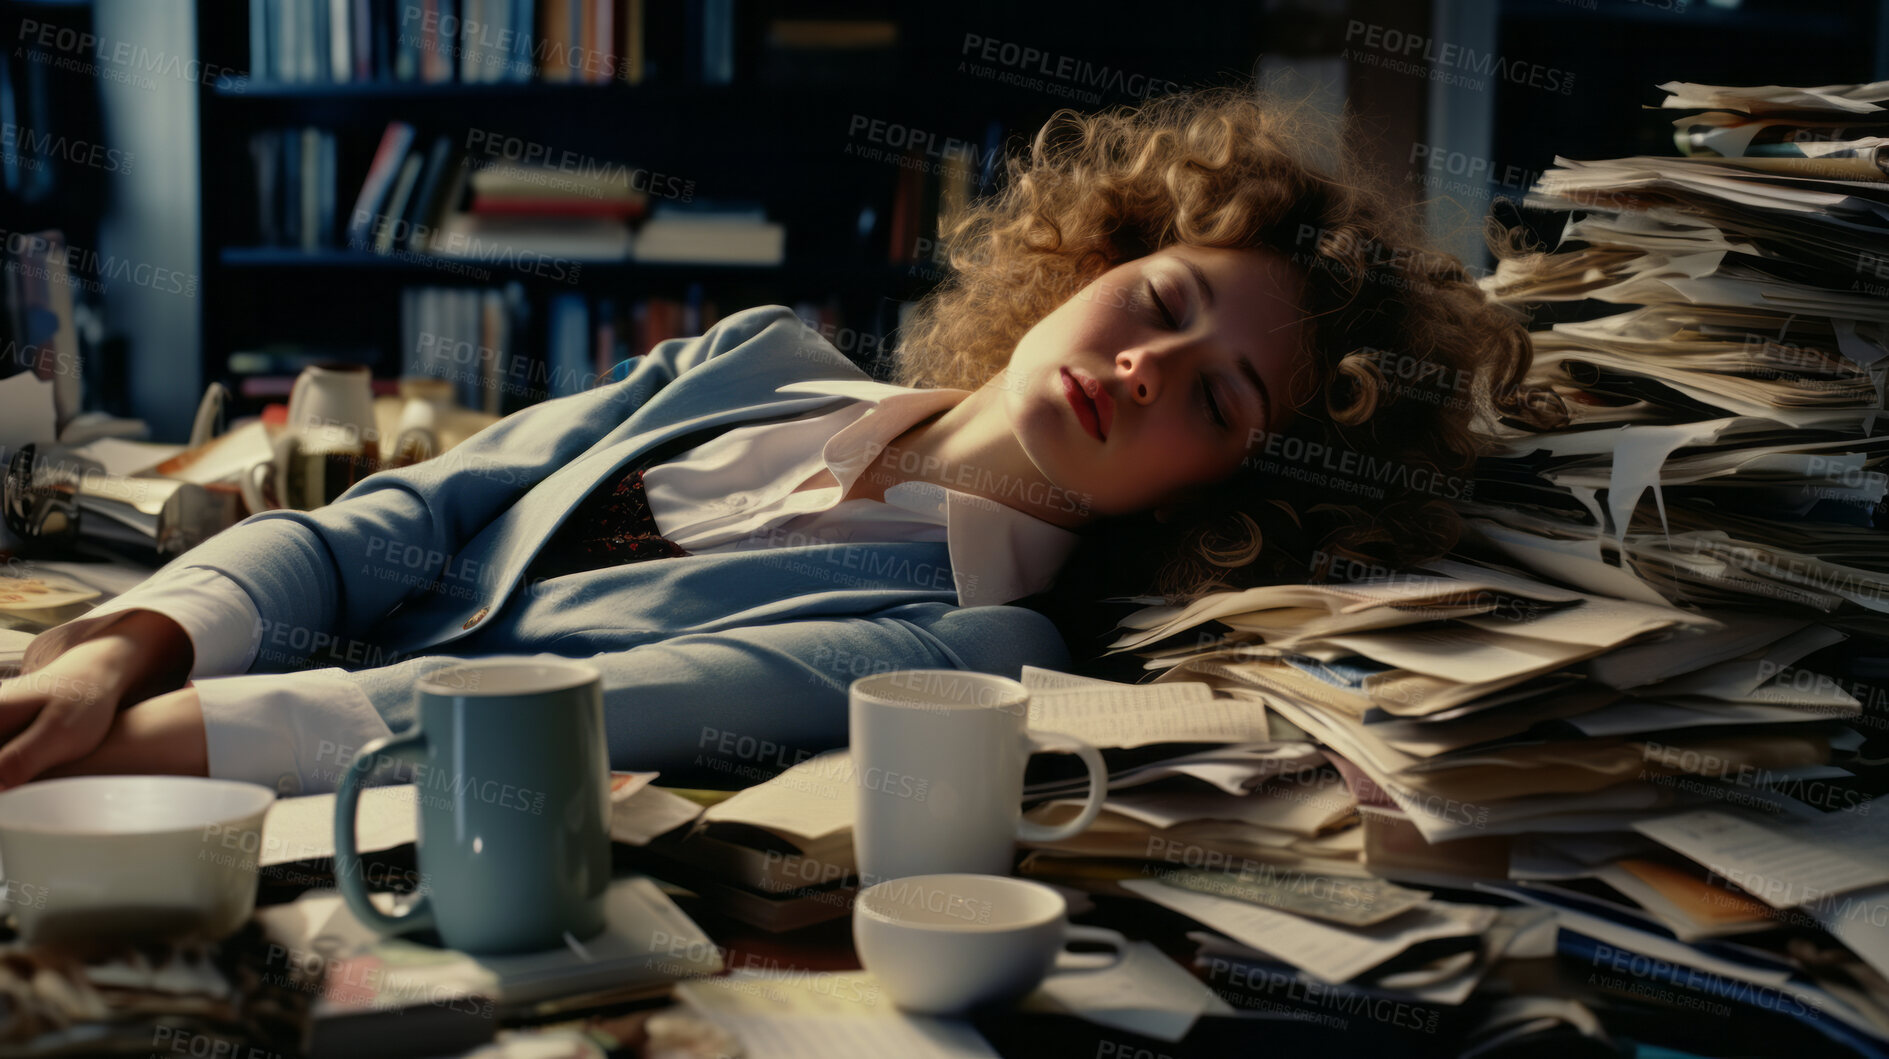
[31,384,1080,794]
[644,378,1080,607]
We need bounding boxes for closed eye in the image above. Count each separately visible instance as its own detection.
[1145,281,1178,329]
[1199,375,1228,430]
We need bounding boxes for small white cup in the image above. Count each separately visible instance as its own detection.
[850,670,1109,882]
[854,874,1126,1014]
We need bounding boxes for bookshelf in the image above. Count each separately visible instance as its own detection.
[191,1,1267,418]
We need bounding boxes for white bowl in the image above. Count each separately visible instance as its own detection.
[0,776,276,946]
[854,873,1070,1015]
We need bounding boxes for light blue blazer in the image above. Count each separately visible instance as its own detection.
[174,305,1072,782]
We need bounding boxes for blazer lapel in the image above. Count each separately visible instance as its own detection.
[376,340,878,656]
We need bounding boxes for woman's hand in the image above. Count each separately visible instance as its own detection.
[41,687,208,780]
[0,610,196,788]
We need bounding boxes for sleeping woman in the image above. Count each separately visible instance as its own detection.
[0,87,1558,794]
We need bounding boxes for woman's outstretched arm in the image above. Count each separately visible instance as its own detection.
[5,306,815,786]
[55,599,1072,792]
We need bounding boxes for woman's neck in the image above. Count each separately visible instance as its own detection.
[851,381,1094,531]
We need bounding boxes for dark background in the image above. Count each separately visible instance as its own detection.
[1,0,1883,439]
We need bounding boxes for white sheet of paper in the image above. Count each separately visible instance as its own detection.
[1079,778,1353,836]
[1648,625,1848,700]
[1606,421,1731,540]
[1583,612,1809,690]
[1022,940,1234,1042]
[1120,879,1493,983]
[1632,809,1889,907]
[1458,594,1691,648]
[1021,665,1125,690]
[67,437,185,478]
[1029,683,1267,748]
[157,419,275,485]
[261,784,417,866]
[679,972,997,1058]
[1322,625,1605,685]
[1024,744,1325,799]
[1815,884,1889,982]
[610,783,703,846]
[707,1015,997,1059]
[700,750,854,842]
[1466,520,1676,606]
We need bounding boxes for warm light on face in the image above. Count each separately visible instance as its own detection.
[999,244,1311,517]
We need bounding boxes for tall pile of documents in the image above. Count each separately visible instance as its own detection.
[1076,80,1889,1055]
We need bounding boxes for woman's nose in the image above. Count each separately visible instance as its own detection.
[1116,349,1161,404]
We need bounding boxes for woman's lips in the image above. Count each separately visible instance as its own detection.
[1060,368,1105,442]
[1085,373,1115,439]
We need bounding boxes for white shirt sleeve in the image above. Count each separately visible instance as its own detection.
[195,668,401,797]
[23,566,263,679]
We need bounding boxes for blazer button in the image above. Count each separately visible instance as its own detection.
[462,606,489,630]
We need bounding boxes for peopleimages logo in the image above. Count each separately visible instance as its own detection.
[1243,429,1474,502]
[1343,20,1575,96]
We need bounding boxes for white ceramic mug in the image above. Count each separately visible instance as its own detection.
[288,362,378,452]
[854,873,1126,1014]
[241,363,379,513]
[849,670,1109,882]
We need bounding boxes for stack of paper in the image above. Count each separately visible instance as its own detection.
[1113,562,1857,846]
[1009,667,1361,881]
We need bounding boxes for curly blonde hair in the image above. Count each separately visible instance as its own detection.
[894,86,1565,610]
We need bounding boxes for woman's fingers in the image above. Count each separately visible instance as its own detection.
[0,696,110,790]
[0,678,53,744]
[0,665,111,744]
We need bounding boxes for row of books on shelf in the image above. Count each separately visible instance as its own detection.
[247,0,737,86]
[228,291,866,417]
[248,121,782,265]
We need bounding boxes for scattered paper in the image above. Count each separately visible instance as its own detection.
[678,972,997,1059]
[1021,940,1235,1042]
[1077,777,1353,837]
[700,750,854,843]
[1029,682,1268,748]
[67,437,184,478]
[261,784,418,866]
[610,776,702,845]
[1020,665,1124,691]
[1632,809,1889,907]
[1121,878,1492,983]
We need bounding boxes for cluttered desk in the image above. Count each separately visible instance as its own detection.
[1,77,1889,1058]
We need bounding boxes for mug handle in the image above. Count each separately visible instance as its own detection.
[190,382,229,450]
[239,432,300,514]
[1054,925,1130,973]
[335,730,436,937]
[1015,729,1109,843]
[238,460,273,516]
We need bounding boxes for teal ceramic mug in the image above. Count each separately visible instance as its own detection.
[333,660,611,954]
